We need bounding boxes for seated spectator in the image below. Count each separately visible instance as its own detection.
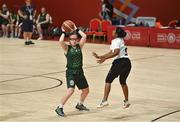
[0,4,10,37]
[155,19,163,28]
[155,21,162,28]
[36,7,51,40]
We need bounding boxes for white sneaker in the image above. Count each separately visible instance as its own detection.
[97,101,109,108]
[123,100,130,108]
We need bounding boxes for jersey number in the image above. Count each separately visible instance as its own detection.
[125,48,128,56]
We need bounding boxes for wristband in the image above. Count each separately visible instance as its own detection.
[61,31,66,34]
[76,28,80,33]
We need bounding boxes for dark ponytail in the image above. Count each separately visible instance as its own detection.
[116,27,127,38]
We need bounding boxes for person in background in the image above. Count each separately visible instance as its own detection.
[18,0,36,45]
[0,4,10,37]
[100,0,113,21]
[155,21,162,28]
[36,7,51,40]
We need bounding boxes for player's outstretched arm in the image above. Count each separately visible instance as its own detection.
[93,49,120,64]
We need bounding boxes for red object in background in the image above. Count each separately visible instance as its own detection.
[107,25,117,43]
[85,18,101,37]
[0,0,101,27]
[168,20,180,28]
[94,20,112,41]
[107,26,180,49]
[107,26,150,47]
[1,0,180,27]
[149,28,180,49]
[123,27,150,46]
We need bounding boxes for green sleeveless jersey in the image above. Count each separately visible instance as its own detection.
[66,44,82,70]
[11,14,17,23]
[39,13,47,23]
[1,10,9,25]
[19,16,24,22]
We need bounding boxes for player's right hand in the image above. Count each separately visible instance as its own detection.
[92,52,99,59]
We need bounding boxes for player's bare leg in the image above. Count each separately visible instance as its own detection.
[97,83,111,108]
[121,84,130,108]
[76,87,90,111]
[55,88,74,117]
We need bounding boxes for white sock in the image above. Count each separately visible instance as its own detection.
[18,33,21,37]
[78,101,83,105]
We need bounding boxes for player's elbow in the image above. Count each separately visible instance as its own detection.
[113,49,120,56]
[82,34,87,39]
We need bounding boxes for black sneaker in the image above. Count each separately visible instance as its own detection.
[25,41,30,45]
[55,107,65,117]
[28,40,35,45]
[75,103,90,111]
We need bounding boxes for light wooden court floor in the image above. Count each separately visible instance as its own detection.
[0,38,180,122]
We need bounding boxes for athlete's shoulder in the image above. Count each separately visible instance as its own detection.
[111,38,121,44]
[76,44,81,48]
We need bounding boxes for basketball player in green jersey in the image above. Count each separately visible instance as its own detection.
[55,25,89,117]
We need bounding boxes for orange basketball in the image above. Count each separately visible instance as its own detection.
[62,20,75,33]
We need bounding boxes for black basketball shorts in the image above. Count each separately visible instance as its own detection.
[105,58,131,85]
[66,69,89,89]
